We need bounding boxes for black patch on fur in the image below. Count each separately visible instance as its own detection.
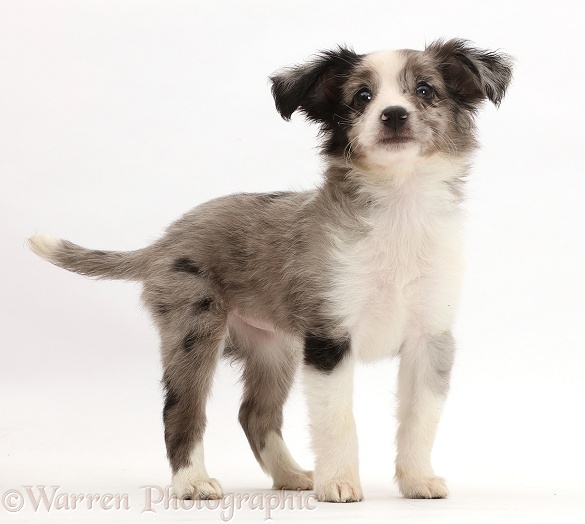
[165,428,192,472]
[271,48,369,157]
[194,297,213,312]
[162,376,180,412]
[270,47,362,124]
[172,257,201,275]
[182,330,200,352]
[161,376,192,471]
[426,38,513,109]
[304,333,351,373]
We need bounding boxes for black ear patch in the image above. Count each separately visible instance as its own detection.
[426,38,513,109]
[270,47,362,125]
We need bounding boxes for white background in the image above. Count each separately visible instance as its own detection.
[1,0,584,522]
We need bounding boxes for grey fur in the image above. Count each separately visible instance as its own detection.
[234,330,300,470]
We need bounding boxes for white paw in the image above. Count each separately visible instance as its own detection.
[273,470,313,491]
[315,478,363,503]
[397,474,448,499]
[172,472,223,500]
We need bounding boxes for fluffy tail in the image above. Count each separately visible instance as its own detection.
[28,234,150,281]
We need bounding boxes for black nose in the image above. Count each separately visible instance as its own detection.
[381,106,409,131]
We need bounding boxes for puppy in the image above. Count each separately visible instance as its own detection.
[28,39,512,503]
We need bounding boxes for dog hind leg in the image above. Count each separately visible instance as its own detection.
[161,326,227,500]
[236,329,313,490]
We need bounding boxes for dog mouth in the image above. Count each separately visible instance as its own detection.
[380,135,415,146]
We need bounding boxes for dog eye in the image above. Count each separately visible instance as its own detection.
[354,88,373,106]
[416,83,433,99]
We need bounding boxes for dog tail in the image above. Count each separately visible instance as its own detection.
[28,234,150,281]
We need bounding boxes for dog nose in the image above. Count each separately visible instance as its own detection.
[381,106,409,130]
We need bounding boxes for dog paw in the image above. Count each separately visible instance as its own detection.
[397,474,448,499]
[172,473,223,500]
[315,478,363,503]
[273,470,313,491]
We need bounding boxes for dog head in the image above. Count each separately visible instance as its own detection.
[271,39,513,173]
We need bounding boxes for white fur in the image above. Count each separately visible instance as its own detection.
[329,153,466,363]
[303,356,363,502]
[394,332,449,498]
[27,234,61,262]
[350,51,421,174]
[323,150,466,498]
[172,442,223,500]
[259,431,313,490]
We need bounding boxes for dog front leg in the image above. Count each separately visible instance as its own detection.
[395,330,455,498]
[303,335,363,503]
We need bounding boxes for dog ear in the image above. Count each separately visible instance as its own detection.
[270,47,361,123]
[426,38,513,108]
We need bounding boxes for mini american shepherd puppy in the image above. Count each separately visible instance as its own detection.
[29,39,512,503]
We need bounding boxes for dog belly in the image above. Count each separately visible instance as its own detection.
[226,310,304,366]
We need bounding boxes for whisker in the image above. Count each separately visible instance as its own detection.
[344,135,361,166]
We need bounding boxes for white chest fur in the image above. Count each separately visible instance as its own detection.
[327,162,465,362]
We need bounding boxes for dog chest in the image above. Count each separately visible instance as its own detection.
[326,193,461,361]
